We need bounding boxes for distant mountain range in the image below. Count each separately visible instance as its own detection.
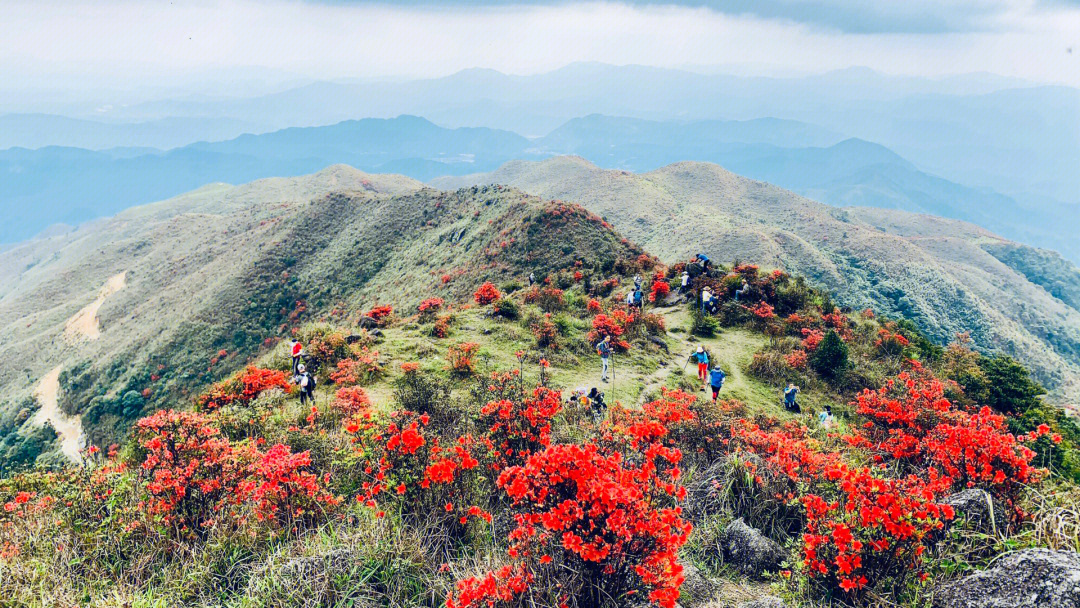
[433,156,1080,402]
[3,113,1076,266]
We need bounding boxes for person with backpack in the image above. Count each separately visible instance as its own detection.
[596,335,613,383]
[290,339,305,374]
[709,365,726,402]
[528,272,536,286]
[688,346,710,386]
[293,364,316,405]
[634,274,643,291]
[783,383,801,413]
[587,387,607,422]
[624,290,635,311]
[632,288,644,311]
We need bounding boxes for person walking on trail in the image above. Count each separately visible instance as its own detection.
[290,339,305,374]
[817,404,834,428]
[783,383,801,413]
[709,365,726,402]
[680,271,690,293]
[596,335,613,383]
[688,346,710,387]
[528,272,536,286]
[293,364,316,405]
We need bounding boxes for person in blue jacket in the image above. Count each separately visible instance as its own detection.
[709,365,726,401]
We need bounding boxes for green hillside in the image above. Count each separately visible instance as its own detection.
[432,157,1080,403]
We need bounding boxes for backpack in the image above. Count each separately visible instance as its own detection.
[300,375,309,388]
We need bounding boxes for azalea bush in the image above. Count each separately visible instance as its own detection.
[196,366,291,410]
[474,282,502,306]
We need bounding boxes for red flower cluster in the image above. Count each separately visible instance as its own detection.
[649,279,670,303]
[447,342,480,375]
[418,297,445,316]
[474,282,502,305]
[197,366,292,410]
[235,444,339,525]
[366,305,394,321]
[478,386,563,470]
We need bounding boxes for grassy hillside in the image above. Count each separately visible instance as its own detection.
[432,157,1080,403]
[0,169,646,463]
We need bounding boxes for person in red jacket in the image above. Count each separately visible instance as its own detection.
[290,339,304,374]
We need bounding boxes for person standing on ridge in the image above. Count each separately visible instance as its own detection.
[290,339,305,374]
[596,335,613,383]
[709,365,726,402]
[701,286,713,314]
[293,364,316,405]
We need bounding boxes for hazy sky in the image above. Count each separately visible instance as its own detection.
[3,0,1079,95]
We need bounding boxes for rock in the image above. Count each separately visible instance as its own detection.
[358,316,378,329]
[678,563,718,607]
[647,335,669,352]
[721,518,787,578]
[369,328,383,338]
[932,548,1080,608]
[737,597,786,608]
[686,453,766,522]
[943,489,1005,534]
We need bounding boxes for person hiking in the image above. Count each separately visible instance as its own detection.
[709,365,726,402]
[783,383,801,413]
[817,404,834,429]
[587,387,607,422]
[528,272,536,286]
[596,335,613,383]
[701,287,713,314]
[680,270,690,293]
[688,346,710,387]
[290,339,305,374]
[632,288,644,311]
[625,290,635,311]
[634,274,643,291]
[695,253,711,272]
[293,364,316,405]
[734,280,750,302]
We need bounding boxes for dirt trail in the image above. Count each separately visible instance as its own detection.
[33,365,85,463]
[65,271,127,341]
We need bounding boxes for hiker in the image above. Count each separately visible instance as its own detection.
[625,290,635,311]
[634,274,643,291]
[587,387,607,422]
[293,364,316,405]
[783,383,801,413]
[817,404,834,429]
[734,280,750,302]
[680,271,690,293]
[528,272,536,286]
[688,346,710,386]
[290,339,305,374]
[709,365,726,402]
[701,287,713,314]
[596,335,613,383]
[695,253,711,272]
[569,387,589,407]
[632,288,644,311]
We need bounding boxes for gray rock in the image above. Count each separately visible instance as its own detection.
[737,597,786,608]
[358,315,378,329]
[932,548,1080,608]
[678,563,718,607]
[943,489,1005,534]
[721,518,787,578]
[648,335,670,352]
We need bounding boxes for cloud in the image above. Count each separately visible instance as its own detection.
[1,0,1078,95]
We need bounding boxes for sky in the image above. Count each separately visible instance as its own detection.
[2,0,1079,98]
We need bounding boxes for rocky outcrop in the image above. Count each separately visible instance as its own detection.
[721,518,787,578]
[943,489,1005,534]
[678,563,719,607]
[932,548,1080,608]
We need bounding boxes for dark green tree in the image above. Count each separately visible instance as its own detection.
[810,329,848,379]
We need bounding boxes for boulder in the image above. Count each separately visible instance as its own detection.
[358,316,378,329]
[737,597,786,608]
[721,518,787,578]
[678,563,718,608]
[943,489,1005,534]
[932,548,1080,608]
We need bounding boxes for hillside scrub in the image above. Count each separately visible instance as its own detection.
[1,254,1078,608]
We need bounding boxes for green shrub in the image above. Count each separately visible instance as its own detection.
[492,298,519,320]
[690,310,718,337]
[810,329,848,379]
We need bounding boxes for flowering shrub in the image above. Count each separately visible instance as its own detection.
[447,342,480,376]
[587,298,602,313]
[332,386,371,416]
[432,314,452,338]
[197,366,291,410]
[523,286,565,312]
[236,444,339,527]
[134,410,237,535]
[418,297,445,319]
[649,280,670,303]
[801,328,824,351]
[329,348,381,385]
[366,305,394,322]
[874,328,910,358]
[587,313,631,351]
[474,282,501,305]
[530,317,559,350]
[785,349,808,370]
[750,301,776,319]
[478,386,563,470]
[491,442,691,608]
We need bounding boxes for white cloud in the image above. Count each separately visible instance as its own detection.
[1,0,1078,91]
